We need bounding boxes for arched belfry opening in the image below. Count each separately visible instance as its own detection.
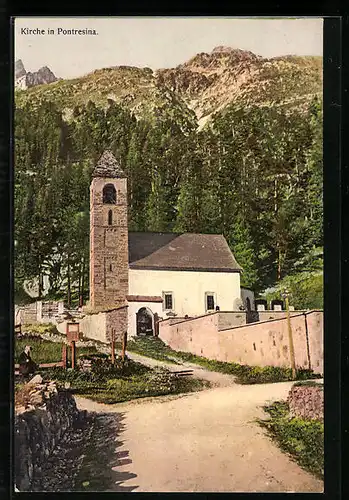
[103,184,116,204]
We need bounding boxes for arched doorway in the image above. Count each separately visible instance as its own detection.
[136,307,154,336]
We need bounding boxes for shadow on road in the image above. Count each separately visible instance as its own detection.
[74,411,138,492]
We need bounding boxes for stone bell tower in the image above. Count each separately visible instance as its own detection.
[89,150,129,311]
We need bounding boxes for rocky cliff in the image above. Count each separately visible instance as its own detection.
[15,60,58,90]
[156,46,322,126]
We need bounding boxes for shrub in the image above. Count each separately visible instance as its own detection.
[21,323,61,336]
[42,363,209,404]
[44,356,151,384]
[88,355,151,380]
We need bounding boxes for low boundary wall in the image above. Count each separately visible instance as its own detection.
[159,310,323,374]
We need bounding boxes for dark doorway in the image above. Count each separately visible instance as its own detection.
[246,297,251,312]
[136,307,153,336]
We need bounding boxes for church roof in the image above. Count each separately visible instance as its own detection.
[128,232,242,272]
[92,150,126,178]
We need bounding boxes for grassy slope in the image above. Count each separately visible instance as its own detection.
[258,400,324,479]
[15,337,96,364]
[15,66,197,128]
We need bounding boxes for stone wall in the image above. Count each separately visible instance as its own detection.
[218,313,311,369]
[15,303,38,324]
[217,311,246,330]
[160,314,221,359]
[15,300,66,326]
[287,383,324,421]
[15,376,84,491]
[73,306,128,343]
[159,311,323,374]
[257,310,307,322]
[306,311,324,374]
[77,311,107,342]
[105,306,128,342]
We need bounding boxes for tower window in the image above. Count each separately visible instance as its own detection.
[108,210,113,225]
[109,263,113,272]
[103,184,116,204]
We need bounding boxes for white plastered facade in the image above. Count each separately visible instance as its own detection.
[128,268,241,318]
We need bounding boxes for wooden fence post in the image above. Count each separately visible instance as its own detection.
[62,343,68,369]
[284,293,296,379]
[71,341,76,370]
[111,330,115,365]
[121,331,127,362]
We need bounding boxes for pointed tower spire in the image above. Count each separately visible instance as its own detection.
[92,150,126,178]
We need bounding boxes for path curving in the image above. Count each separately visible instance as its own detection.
[126,350,238,387]
[74,376,324,493]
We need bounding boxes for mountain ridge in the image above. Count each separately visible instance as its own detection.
[14,47,322,128]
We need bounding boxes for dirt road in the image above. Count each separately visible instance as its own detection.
[74,375,324,493]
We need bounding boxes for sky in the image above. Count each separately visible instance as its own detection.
[14,17,323,80]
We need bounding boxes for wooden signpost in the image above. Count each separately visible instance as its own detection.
[66,322,80,370]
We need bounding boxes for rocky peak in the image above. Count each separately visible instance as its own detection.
[15,59,26,79]
[15,60,58,90]
[34,66,57,83]
[180,46,262,72]
[212,45,234,53]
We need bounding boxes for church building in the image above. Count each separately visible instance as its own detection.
[87,150,254,339]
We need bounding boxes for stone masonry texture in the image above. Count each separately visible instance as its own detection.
[287,384,324,421]
[90,176,129,311]
[15,379,84,491]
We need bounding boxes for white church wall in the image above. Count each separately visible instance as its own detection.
[128,301,163,337]
[129,269,241,317]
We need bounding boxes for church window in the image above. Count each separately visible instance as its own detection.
[163,292,173,311]
[108,210,113,225]
[109,263,113,272]
[205,292,215,311]
[103,184,116,204]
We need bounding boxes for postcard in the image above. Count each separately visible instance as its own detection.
[13,16,324,493]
